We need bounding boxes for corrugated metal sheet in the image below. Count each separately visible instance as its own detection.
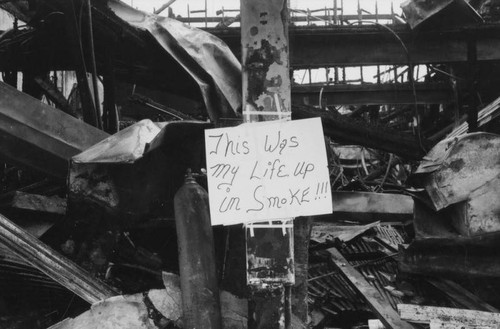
[308,224,406,316]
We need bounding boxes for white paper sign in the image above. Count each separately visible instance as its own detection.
[205,117,332,226]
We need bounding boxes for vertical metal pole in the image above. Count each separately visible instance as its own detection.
[334,0,338,24]
[205,0,208,28]
[376,1,380,84]
[391,2,395,25]
[241,0,294,328]
[341,0,344,24]
[357,0,362,25]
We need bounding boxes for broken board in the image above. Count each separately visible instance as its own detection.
[327,247,413,329]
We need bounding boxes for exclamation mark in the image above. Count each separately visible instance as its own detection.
[321,182,328,198]
[315,183,320,200]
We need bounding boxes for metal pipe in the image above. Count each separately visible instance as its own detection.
[154,0,177,15]
[86,0,102,129]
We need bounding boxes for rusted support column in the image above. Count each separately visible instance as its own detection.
[241,0,294,328]
[292,217,312,323]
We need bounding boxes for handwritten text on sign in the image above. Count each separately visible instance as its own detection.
[205,118,332,226]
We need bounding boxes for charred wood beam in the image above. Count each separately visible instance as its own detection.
[292,105,429,159]
[293,82,453,106]
[399,234,500,278]
[209,24,500,67]
[425,278,499,313]
[0,212,119,304]
[11,191,67,215]
[34,76,78,117]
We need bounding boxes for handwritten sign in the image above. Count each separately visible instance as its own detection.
[205,117,332,226]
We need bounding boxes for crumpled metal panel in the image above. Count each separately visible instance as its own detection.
[401,0,483,29]
[416,132,500,210]
[73,120,161,164]
[1,0,242,123]
[69,120,211,221]
[0,82,109,178]
[107,0,242,122]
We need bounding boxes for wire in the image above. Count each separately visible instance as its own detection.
[349,20,428,153]
[375,153,394,192]
[86,0,102,129]
[429,65,465,81]
[69,0,100,128]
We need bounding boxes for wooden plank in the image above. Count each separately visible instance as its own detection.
[429,319,495,329]
[12,191,67,215]
[327,248,414,329]
[332,192,413,215]
[0,212,118,304]
[328,191,413,222]
[426,278,499,313]
[398,304,500,327]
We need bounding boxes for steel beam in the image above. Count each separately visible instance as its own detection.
[3,24,500,72]
[209,24,500,67]
[0,82,108,178]
[293,82,454,105]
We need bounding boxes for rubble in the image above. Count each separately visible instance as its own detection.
[0,0,499,328]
